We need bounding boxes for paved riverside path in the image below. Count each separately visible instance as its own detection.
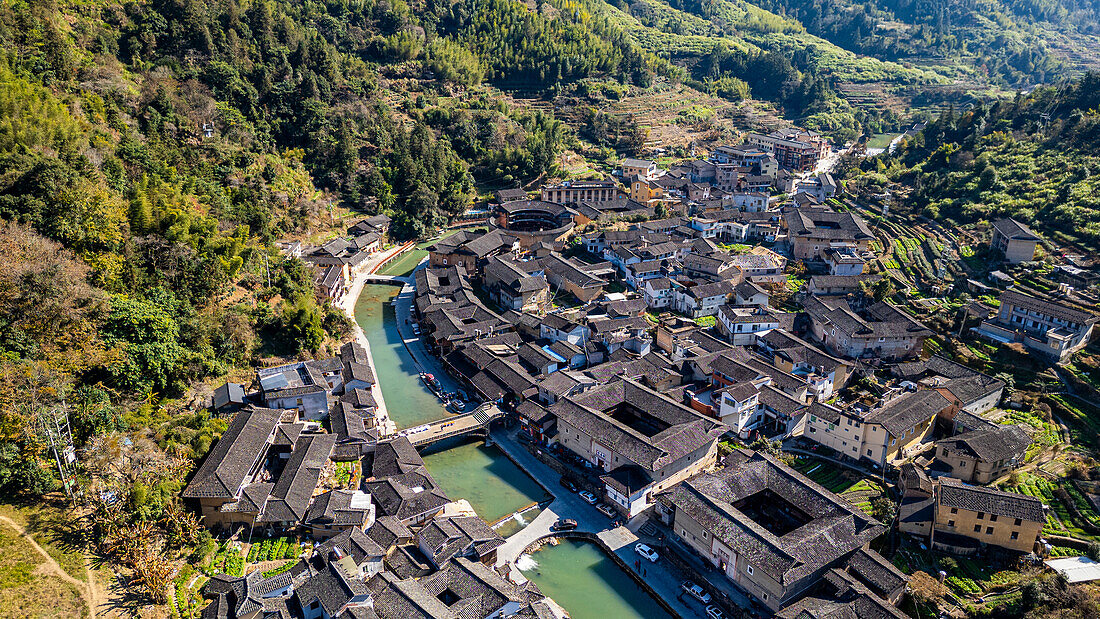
[391,261,464,396]
[491,429,712,619]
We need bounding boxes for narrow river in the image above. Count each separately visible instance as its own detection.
[353,284,548,521]
[355,283,666,616]
[520,539,675,619]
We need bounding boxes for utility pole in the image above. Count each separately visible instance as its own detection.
[37,405,79,504]
[262,252,271,289]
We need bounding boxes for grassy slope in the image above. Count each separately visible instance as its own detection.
[0,503,88,618]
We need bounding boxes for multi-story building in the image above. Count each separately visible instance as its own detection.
[551,377,726,517]
[990,218,1040,264]
[803,296,932,360]
[427,229,519,277]
[656,450,886,612]
[540,179,623,204]
[745,131,826,172]
[976,289,1097,362]
[715,163,741,192]
[621,158,659,180]
[802,390,953,468]
[717,305,787,346]
[481,255,550,313]
[643,277,675,309]
[932,477,1045,554]
[933,421,1031,484]
[823,247,865,276]
[782,206,876,260]
[673,280,736,318]
[629,175,666,206]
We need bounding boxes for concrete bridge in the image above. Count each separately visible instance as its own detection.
[402,403,505,447]
[361,274,411,285]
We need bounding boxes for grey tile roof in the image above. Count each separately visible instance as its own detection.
[659,450,883,586]
[999,289,1097,325]
[340,388,378,410]
[936,424,1031,464]
[305,489,374,527]
[602,464,654,496]
[315,528,386,567]
[183,406,281,499]
[259,433,338,523]
[803,296,932,341]
[368,571,454,619]
[863,390,950,437]
[937,477,1045,521]
[845,548,907,599]
[362,438,450,524]
[341,360,376,386]
[782,207,875,241]
[416,516,504,566]
[550,377,725,472]
[367,515,413,552]
[992,218,1039,241]
[418,557,533,619]
[775,569,906,618]
[293,558,371,618]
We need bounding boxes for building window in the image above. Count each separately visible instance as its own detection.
[986,527,994,535]
[947,520,955,528]
[950,508,958,514]
[990,515,998,522]
[977,512,984,520]
[973,525,981,533]
[1015,518,1022,526]
[747,565,754,576]
[1011,531,1019,540]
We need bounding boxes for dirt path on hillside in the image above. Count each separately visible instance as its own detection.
[0,514,99,618]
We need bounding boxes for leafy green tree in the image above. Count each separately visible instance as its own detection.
[101,292,186,394]
[70,385,127,447]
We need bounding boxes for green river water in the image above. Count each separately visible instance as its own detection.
[355,283,660,616]
[520,539,675,619]
[353,284,548,521]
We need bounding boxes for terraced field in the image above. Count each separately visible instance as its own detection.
[1000,472,1100,541]
[789,456,886,515]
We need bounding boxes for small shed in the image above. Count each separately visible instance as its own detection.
[1045,556,1100,584]
[212,382,246,411]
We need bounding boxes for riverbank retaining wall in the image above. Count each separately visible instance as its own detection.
[521,532,684,619]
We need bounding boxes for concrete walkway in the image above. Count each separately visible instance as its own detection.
[391,262,465,397]
[338,244,414,438]
[491,429,712,619]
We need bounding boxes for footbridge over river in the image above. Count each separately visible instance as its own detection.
[401,403,505,447]
[360,274,411,285]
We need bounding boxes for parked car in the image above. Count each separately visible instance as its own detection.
[596,503,616,518]
[705,605,725,619]
[634,543,659,563]
[681,581,711,604]
[552,518,578,531]
[579,491,597,504]
[559,477,578,493]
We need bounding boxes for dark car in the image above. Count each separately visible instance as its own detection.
[552,518,578,531]
[559,477,579,493]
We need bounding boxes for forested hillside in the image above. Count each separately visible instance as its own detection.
[752,0,1099,85]
[1,0,1100,604]
[848,72,1100,250]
